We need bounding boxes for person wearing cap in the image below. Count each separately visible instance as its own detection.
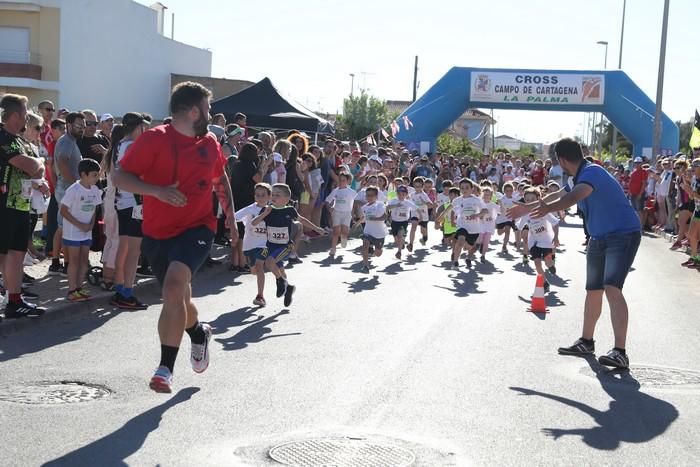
[509,138,641,369]
[628,156,648,215]
[77,109,110,163]
[98,113,114,141]
[207,113,226,141]
[222,124,244,158]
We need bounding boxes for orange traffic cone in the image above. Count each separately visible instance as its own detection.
[528,274,548,313]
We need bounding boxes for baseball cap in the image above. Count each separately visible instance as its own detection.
[397,186,408,193]
[100,113,114,122]
[369,155,383,165]
[633,157,643,163]
[272,152,283,163]
[121,112,148,126]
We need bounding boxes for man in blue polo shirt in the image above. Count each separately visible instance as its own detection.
[509,138,641,369]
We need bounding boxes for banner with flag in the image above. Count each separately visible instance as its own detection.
[380,128,390,140]
[366,133,375,145]
[390,120,400,136]
[690,110,700,149]
[402,115,414,130]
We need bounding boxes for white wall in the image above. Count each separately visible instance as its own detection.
[44,0,211,118]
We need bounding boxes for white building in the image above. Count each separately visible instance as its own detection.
[0,0,212,118]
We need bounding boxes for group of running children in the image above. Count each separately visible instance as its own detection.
[234,171,564,308]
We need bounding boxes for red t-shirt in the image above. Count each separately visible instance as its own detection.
[628,168,648,196]
[531,166,546,185]
[119,124,225,240]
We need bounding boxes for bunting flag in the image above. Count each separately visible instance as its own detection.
[366,134,375,145]
[690,110,700,149]
[402,115,414,130]
[390,120,400,136]
[380,128,390,140]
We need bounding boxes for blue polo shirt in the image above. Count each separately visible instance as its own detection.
[567,163,640,239]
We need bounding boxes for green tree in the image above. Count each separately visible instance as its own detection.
[600,122,632,157]
[336,91,390,141]
[436,133,481,157]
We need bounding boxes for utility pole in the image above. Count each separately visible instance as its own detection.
[652,0,670,163]
[349,73,355,97]
[412,56,418,102]
[596,41,608,158]
[611,0,626,162]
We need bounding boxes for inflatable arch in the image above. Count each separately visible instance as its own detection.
[395,67,679,157]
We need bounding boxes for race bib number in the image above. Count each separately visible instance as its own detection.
[132,205,144,220]
[254,226,267,235]
[534,225,546,234]
[21,179,32,200]
[268,226,289,243]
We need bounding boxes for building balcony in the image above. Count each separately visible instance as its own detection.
[0,49,42,79]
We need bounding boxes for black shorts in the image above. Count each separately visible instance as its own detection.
[680,201,695,212]
[530,246,553,261]
[0,208,30,254]
[496,221,515,230]
[142,225,214,286]
[456,228,479,246]
[117,207,143,238]
[410,217,429,228]
[390,221,408,237]
[362,234,385,249]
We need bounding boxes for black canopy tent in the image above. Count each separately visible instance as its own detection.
[210,77,334,135]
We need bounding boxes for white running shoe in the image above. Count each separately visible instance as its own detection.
[23,253,36,267]
[190,323,212,373]
[149,366,173,393]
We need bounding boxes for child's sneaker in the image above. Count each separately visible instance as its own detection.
[283,284,296,307]
[361,264,370,274]
[329,249,336,258]
[522,255,529,265]
[275,278,287,298]
[253,295,266,307]
[543,281,550,293]
[598,349,629,369]
[77,288,92,300]
[67,290,87,302]
[149,366,173,393]
[395,251,401,260]
[558,338,595,356]
[407,243,413,252]
[548,265,557,275]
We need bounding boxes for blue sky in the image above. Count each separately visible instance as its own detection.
[139,0,698,144]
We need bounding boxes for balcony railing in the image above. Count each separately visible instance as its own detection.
[0,50,42,80]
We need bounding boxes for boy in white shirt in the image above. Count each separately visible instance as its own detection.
[495,183,518,254]
[235,183,272,307]
[479,186,500,262]
[518,187,559,292]
[59,159,102,301]
[386,185,417,259]
[359,186,387,273]
[408,176,434,251]
[451,178,487,269]
[325,173,357,257]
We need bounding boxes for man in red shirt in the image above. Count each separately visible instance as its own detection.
[530,159,546,186]
[628,157,648,215]
[114,82,239,393]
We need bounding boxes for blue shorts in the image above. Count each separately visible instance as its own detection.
[586,231,641,290]
[262,243,293,267]
[142,225,214,285]
[244,247,266,264]
[63,238,92,247]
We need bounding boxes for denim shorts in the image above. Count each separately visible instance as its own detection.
[586,231,641,290]
[630,194,644,212]
[142,225,214,285]
[63,238,92,247]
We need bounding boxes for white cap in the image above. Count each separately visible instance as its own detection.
[99,113,114,122]
[634,157,643,163]
[273,152,283,163]
[369,155,383,166]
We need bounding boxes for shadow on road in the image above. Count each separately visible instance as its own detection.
[474,259,504,275]
[512,262,537,276]
[42,387,200,466]
[378,262,417,275]
[510,355,678,450]
[208,306,263,336]
[404,249,429,265]
[214,310,300,351]
[343,275,380,293]
[434,270,486,298]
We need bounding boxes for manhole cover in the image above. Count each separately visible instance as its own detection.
[269,437,415,467]
[0,381,112,404]
[581,365,700,387]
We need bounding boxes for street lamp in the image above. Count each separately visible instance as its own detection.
[611,0,627,160]
[652,0,671,162]
[593,41,609,156]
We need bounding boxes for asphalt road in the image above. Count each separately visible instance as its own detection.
[1,218,699,467]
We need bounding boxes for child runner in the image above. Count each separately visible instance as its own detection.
[235,183,271,306]
[386,185,417,259]
[437,180,453,205]
[424,178,437,220]
[59,159,102,301]
[479,186,499,262]
[408,176,434,251]
[435,187,460,247]
[253,183,324,306]
[517,187,559,291]
[495,182,519,254]
[451,178,487,269]
[359,186,387,273]
[325,172,357,257]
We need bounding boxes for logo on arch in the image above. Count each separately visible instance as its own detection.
[581,77,602,103]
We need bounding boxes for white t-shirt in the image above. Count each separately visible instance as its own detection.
[452,195,485,233]
[548,164,563,184]
[387,198,417,222]
[361,201,388,238]
[645,175,656,197]
[437,192,450,205]
[495,193,517,223]
[326,187,357,213]
[355,188,387,205]
[115,140,136,210]
[410,191,432,218]
[235,203,268,251]
[656,169,673,197]
[520,214,559,249]
[481,201,499,234]
[60,181,102,241]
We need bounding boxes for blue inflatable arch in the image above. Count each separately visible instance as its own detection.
[395,67,678,157]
